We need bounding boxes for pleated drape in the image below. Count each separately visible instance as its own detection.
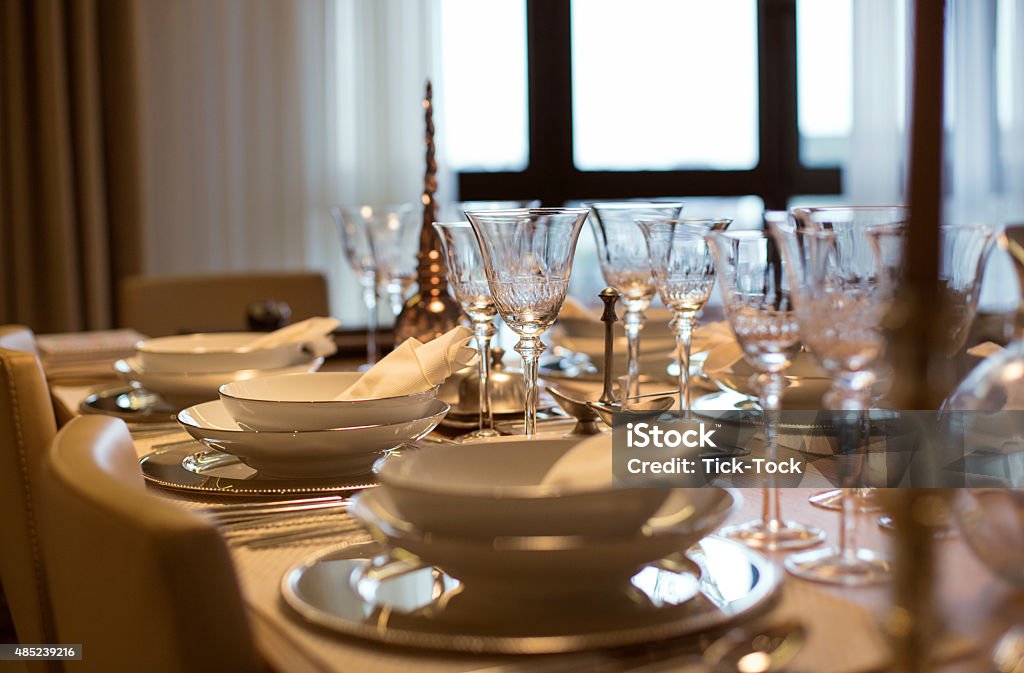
[0,0,143,332]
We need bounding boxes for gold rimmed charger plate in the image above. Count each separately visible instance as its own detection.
[139,443,376,497]
[281,536,780,654]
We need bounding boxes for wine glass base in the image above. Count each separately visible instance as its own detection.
[719,518,825,551]
[809,489,881,513]
[456,429,503,442]
[784,547,892,586]
[877,515,959,540]
[357,362,375,373]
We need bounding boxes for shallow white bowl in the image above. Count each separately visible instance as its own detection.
[115,353,323,408]
[351,486,734,596]
[377,438,669,538]
[136,332,304,373]
[220,372,441,431]
[177,399,449,479]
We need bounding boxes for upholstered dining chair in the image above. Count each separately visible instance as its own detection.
[0,332,60,672]
[0,325,74,426]
[40,416,265,673]
[119,271,330,337]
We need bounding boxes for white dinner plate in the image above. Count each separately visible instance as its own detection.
[116,353,324,408]
[176,399,449,479]
[136,332,304,373]
[349,486,736,598]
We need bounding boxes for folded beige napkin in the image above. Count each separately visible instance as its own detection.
[336,326,478,400]
[246,317,341,349]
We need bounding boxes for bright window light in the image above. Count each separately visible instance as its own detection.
[439,0,529,171]
[571,0,759,171]
[797,0,853,166]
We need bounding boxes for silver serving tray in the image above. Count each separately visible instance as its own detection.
[80,386,179,423]
[139,443,376,497]
[281,537,779,654]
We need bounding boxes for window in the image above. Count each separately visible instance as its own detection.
[440,0,841,209]
[571,0,759,171]
[440,0,529,171]
[796,0,852,167]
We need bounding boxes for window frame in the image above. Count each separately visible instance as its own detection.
[455,0,841,210]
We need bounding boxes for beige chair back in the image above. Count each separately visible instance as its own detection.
[0,324,40,356]
[119,272,330,336]
[40,416,263,673]
[0,337,59,668]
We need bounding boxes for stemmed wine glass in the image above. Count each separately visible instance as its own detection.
[706,226,825,550]
[433,221,500,440]
[789,207,909,512]
[589,202,685,403]
[332,205,420,368]
[771,206,904,585]
[868,222,995,357]
[636,218,731,413]
[465,208,590,438]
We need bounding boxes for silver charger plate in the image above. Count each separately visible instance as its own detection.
[80,386,179,423]
[281,537,779,654]
[139,443,376,497]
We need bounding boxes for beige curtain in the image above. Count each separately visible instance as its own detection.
[0,0,143,333]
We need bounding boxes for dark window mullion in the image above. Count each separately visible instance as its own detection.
[525,0,574,205]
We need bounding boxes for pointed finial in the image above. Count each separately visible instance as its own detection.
[598,287,620,405]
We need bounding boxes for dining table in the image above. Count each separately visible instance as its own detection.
[48,356,1024,673]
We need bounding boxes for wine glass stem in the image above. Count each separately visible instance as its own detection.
[388,287,404,318]
[833,396,868,560]
[473,317,497,434]
[361,272,378,366]
[514,337,545,438]
[840,486,858,562]
[623,308,644,404]
[756,372,785,531]
[672,312,697,414]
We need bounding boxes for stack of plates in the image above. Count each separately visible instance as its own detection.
[116,332,323,407]
[177,372,448,479]
[350,438,735,600]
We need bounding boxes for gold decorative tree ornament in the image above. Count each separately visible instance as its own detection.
[394,80,461,343]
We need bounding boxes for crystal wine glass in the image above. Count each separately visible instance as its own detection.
[465,208,590,438]
[589,202,685,403]
[636,218,731,413]
[433,221,500,439]
[771,206,904,585]
[707,227,825,550]
[868,222,994,357]
[789,207,908,513]
[366,205,421,317]
[331,205,381,367]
